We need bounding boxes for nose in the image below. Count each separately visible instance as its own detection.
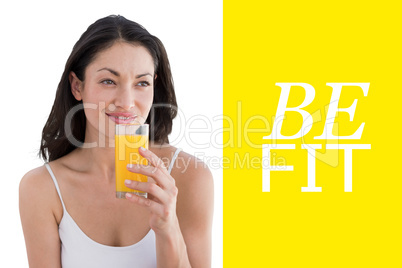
[114,84,135,110]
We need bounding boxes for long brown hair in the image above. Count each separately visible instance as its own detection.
[40,15,177,162]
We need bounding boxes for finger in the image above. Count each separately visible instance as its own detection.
[138,147,169,174]
[124,180,169,204]
[127,164,174,190]
[137,147,178,188]
[125,192,152,206]
[125,192,165,217]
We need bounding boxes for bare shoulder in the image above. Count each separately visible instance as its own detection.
[19,164,62,221]
[20,165,63,266]
[20,165,53,198]
[150,143,214,211]
[170,149,214,225]
[172,150,214,191]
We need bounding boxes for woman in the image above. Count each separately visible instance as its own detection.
[19,15,213,268]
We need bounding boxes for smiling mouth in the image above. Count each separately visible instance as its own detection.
[115,116,132,120]
[106,113,139,124]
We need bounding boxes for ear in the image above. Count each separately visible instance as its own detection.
[154,74,157,80]
[69,71,83,101]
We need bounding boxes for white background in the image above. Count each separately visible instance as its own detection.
[0,0,222,267]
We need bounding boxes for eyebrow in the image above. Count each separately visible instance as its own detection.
[97,68,153,78]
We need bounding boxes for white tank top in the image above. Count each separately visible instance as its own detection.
[44,148,182,268]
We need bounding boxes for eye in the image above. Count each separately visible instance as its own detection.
[101,79,115,85]
[137,81,150,87]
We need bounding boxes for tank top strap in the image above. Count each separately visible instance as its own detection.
[44,163,66,211]
[167,148,182,174]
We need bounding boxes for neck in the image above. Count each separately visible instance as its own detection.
[76,145,115,180]
[75,128,116,180]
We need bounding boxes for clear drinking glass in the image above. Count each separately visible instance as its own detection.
[115,124,149,199]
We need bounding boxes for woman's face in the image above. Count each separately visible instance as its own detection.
[70,42,155,145]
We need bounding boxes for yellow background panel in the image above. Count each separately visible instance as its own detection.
[224,1,401,267]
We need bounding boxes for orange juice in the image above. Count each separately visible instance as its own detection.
[115,134,148,198]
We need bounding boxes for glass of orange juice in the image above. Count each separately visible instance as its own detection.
[115,124,149,199]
